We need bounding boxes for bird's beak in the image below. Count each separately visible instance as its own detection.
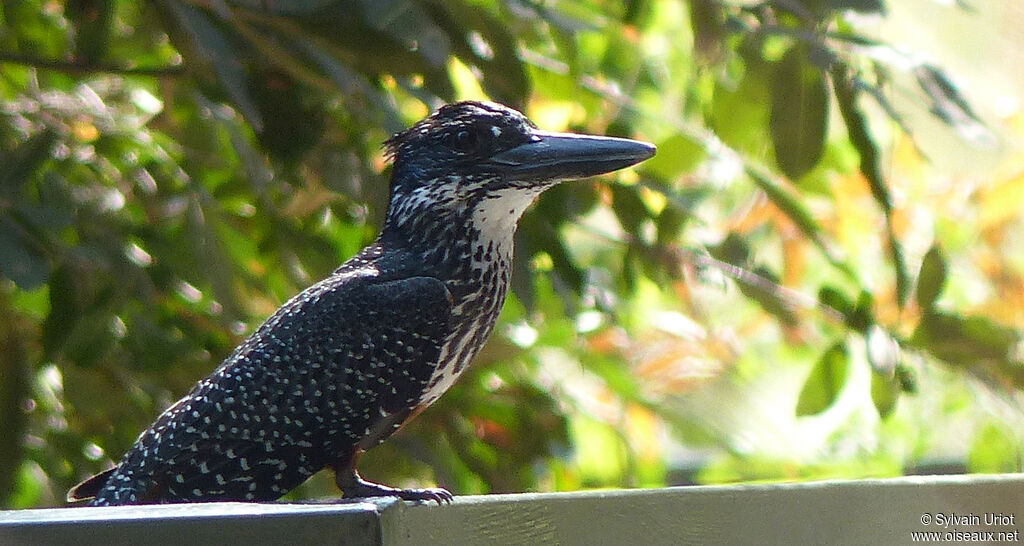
[483,130,656,182]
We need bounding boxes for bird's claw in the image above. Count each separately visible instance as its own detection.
[339,471,453,505]
[393,486,453,504]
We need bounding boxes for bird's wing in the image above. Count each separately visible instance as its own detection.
[93,273,452,503]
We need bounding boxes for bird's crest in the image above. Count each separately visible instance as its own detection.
[383,101,535,163]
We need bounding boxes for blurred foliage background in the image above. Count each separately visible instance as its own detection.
[1,0,1023,508]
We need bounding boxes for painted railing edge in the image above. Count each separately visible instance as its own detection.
[1,473,1022,546]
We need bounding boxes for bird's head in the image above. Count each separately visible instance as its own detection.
[382,101,655,239]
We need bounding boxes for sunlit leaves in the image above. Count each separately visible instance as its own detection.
[642,134,705,182]
[146,0,537,166]
[832,63,910,305]
[425,2,530,107]
[1,0,1022,508]
[572,416,625,486]
[967,423,1021,474]
[710,49,772,156]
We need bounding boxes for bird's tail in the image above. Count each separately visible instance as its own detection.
[67,468,116,503]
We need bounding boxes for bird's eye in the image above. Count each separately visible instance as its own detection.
[449,129,481,153]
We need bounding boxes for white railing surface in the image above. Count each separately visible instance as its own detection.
[1,474,1021,545]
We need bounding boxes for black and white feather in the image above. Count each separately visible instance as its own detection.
[69,101,654,505]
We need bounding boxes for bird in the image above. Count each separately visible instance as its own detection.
[68,101,655,506]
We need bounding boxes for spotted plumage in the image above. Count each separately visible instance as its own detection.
[69,101,654,505]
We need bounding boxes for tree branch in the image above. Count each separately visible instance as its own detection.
[0,51,185,77]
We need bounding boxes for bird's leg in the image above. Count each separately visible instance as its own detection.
[335,467,453,504]
[333,451,453,504]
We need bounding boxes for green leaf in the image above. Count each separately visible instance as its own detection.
[427,2,530,107]
[0,218,49,290]
[572,416,625,485]
[912,311,1022,376]
[819,285,854,317]
[832,64,911,307]
[359,0,450,68]
[915,245,947,311]
[12,202,73,233]
[914,63,993,146]
[854,67,916,137]
[293,39,391,110]
[517,210,584,299]
[847,290,874,332]
[737,264,799,326]
[159,1,264,131]
[0,130,58,197]
[61,310,117,368]
[296,4,455,100]
[747,167,853,277]
[796,342,849,416]
[820,286,879,331]
[967,423,1020,473]
[895,363,917,394]
[832,64,890,213]
[42,263,82,359]
[870,372,900,419]
[707,234,804,323]
[655,200,692,246]
[710,49,772,155]
[582,351,648,404]
[709,232,750,266]
[642,134,705,181]
[770,46,829,181]
[610,184,650,236]
[248,68,325,163]
[746,171,821,244]
[890,235,911,309]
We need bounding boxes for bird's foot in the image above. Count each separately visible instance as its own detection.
[337,469,453,505]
